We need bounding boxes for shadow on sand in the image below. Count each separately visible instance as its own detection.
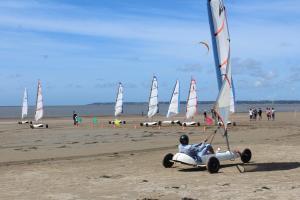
[236,162,300,173]
[178,162,300,173]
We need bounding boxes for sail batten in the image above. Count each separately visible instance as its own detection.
[34,80,43,122]
[114,82,123,117]
[186,79,197,119]
[166,80,180,118]
[147,76,158,118]
[208,0,235,113]
[21,88,28,119]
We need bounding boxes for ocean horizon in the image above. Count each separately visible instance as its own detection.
[1,101,300,119]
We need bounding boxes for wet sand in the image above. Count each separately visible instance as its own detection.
[0,113,299,199]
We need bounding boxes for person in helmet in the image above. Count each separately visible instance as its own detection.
[178,134,214,162]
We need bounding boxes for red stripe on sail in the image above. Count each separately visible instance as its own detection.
[214,19,225,36]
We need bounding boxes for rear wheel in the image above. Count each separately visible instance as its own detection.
[206,156,220,173]
[241,148,252,163]
[163,153,174,168]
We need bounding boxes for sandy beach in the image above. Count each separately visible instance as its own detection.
[0,112,299,199]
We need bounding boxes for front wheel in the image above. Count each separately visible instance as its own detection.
[163,153,174,168]
[206,156,220,173]
[241,148,252,163]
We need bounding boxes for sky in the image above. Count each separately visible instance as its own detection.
[0,0,299,105]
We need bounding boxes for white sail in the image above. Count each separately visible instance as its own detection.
[21,88,28,119]
[147,76,158,118]
[114,82,123,117]
[208,0,235,113]
[186,79,197,119]
[166,80,180,118]
[34,80,43,122]
[215,58,232,130]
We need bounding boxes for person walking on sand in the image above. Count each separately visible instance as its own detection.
[258,108,262,120]
[249,108,253,121]
[271,108,276,120]
[73,111,78,126]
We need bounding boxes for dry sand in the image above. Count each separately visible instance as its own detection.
[0,113,299,199]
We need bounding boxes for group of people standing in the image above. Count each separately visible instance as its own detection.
[249,107,275,121]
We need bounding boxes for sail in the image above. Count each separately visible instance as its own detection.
[166,80,180,118]
[186,79,197,119]
[207,0,235,112]
[147,76,158,118]
[214,58,232,130]
[21,88,28,119]
[114,82,123,117]
[34,80,43,122]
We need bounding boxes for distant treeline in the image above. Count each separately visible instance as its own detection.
[89,100,300,105]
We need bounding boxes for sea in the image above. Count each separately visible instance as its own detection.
[0,101,300,119]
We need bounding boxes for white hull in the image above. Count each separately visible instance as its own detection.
[140,121,161,127]
[172,151,240,166]
[18,120,29,124]
[30,123,48,129]
[161,120,181,126]
[181,121,200,127]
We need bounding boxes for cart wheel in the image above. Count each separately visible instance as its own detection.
[140,123,143,126]
[206,156,220,173]
[241,148,252,163]
[163,153,174,168]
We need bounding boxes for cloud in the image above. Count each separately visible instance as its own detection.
[176,63,202,72]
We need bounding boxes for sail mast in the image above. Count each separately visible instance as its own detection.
[186,78,197,119]
[147,76,158,118]
[166,80,180,118]
[21,88,28,120]
[207,0,235,112]
[114,82,123,117]
[34,80,43,122]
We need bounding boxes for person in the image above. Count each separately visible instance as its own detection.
[258,108,262,120]
[249,108,253,121]
[203,110,207,121]
[72,111,78,126]
[178,134,214,163]
[253,108,257,121]
[271,108,275,120]
[266,107,271,120]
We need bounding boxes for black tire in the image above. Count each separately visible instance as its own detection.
[206,156,220,173]
[46,124,49,128]
[197,122,201,126]
[163,153,174,168]
[140,123,143,126]
[241,148,252,163]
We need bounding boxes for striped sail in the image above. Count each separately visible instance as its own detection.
[34,80,43,122]
[186,79,197,119]
[21,88,28,119]
[147,76,158,118]
[166,80,180,118]
[208,0,235,112]
[114,82,123,117]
